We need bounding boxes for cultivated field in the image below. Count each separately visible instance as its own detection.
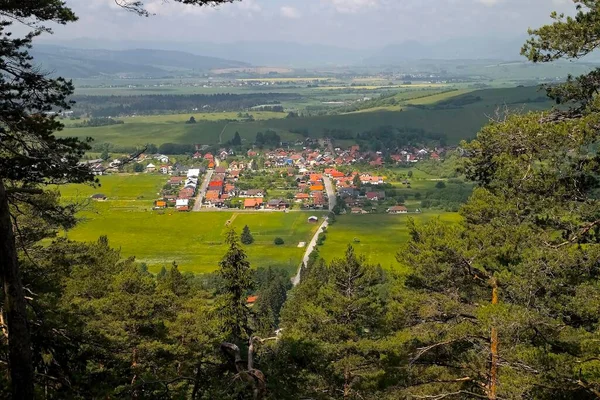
[317,212,461,269]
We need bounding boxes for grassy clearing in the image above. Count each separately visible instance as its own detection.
[61,210,321,274]
[318,212,461,270]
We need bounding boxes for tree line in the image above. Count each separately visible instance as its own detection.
[71,94,295,117]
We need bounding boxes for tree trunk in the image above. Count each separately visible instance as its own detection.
[343,364,351,399]
[0,179,34,400]
[191,362,203,400]
[489,278,499,400]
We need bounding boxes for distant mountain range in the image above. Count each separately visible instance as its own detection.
[35,39,364,68]
[30,45,250,78]
[33,36,598,77]
[365,37,529,65]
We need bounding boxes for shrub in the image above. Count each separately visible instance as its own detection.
[274,237,285,245]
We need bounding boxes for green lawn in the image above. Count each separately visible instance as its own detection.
[318,212,461,270]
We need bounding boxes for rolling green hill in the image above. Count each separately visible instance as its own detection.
[58,86,554,148]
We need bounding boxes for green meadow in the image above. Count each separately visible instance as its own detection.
[58,174,166,209]
[318,212,462,269]
[62,209,321,274]
[57,175,321,273]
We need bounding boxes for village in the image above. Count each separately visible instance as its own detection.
[82,141,449,215]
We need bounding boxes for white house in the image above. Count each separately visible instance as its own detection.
[146,163,156,172]
[155,154,170,163]
[176,199,189,209]
[187,169,200,178]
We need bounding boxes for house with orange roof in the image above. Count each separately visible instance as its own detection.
[244,198,264,209]
[247,295,258,306]
[309,174,323,184]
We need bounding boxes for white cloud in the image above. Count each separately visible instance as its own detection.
[475,0,501,6]
[280,6,302,19]
[327,0,378,14]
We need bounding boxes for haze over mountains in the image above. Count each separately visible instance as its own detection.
[31,45,249,78]
[32,35,600,79]
[34,35,538,73]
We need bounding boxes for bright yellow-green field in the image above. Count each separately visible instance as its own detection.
[63,208,321,273]
[62,111,286,126]
[407,89,474,105]
[57,175,321,273]
[318,212,461,270]
[58,174,166,209]
[58,175,461,274]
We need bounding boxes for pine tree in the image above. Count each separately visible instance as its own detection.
[0,3,92,398]
[232,131,242,146]
[279,246,391,399]
[217,229,253,343]
[241,225,254,245]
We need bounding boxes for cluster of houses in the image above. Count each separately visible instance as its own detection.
[204,166,232,208]
[257,145,446,171]
[202,166,296,210]
[293,173,328,209]
[156,168,203,211]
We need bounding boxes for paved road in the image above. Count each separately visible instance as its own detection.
[292,176,337,286]
[323,176,336,212]
[292,217,328,286]
[192,169,214,211]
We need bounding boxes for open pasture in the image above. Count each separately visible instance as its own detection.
[59,174,166,208]
[318,212,461,269]
[61,209,322,274]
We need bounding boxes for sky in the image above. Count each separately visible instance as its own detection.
[37,0,576,49]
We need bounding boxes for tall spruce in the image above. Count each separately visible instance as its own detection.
[241,225,255,245]
[218,229,253,343]
[279,246,391,399]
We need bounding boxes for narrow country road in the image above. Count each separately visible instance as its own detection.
[323,176,336,212]
[218,123,229,145]
[192,169,214,211]
[292,176,337,286]
[292,218,328,286]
